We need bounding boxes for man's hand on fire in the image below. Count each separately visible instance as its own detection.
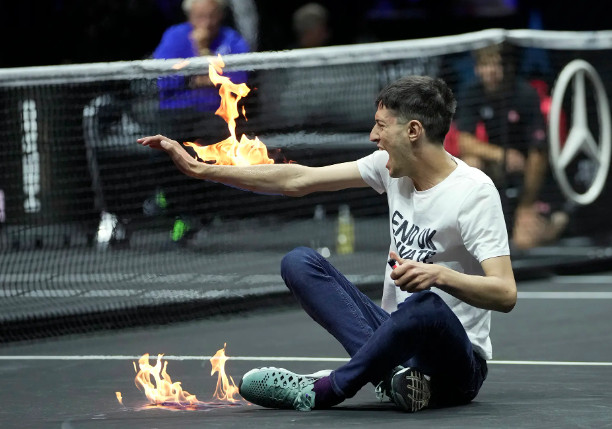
[389,251,440,293]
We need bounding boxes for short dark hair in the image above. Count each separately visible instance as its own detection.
[375,75,456,143]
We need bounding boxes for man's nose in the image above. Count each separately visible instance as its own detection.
[369,127,379,142]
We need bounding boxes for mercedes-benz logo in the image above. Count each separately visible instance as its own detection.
[549,59,611,205]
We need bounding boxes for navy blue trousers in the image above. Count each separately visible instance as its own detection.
[280,246,488,406]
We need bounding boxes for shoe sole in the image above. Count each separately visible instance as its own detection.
[391,368,431,412]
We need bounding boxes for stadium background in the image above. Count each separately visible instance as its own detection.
[0,4,611,427]
[0,0,610,69]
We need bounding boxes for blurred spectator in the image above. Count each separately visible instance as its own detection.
[152,0,250,116]
[146,0,252,243]
[290,3,331,49]
[154,0,249,59]
[148,0,253,143]
[454,43,567,250]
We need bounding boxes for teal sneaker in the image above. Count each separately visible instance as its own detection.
[388,367,431,412]
[238,367,331,411]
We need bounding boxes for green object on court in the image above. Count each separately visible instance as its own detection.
[155,190,168,209]
[171,218,188,242]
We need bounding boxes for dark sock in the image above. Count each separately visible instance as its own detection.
[312,376,343,409]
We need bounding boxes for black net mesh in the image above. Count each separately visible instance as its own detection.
[1,29,611,342]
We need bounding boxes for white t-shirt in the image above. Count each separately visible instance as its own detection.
[357,150,510,360]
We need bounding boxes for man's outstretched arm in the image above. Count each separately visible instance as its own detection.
[137,135,368,196]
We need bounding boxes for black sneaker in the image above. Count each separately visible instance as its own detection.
[389,367,431,412]
[375,365,403,402]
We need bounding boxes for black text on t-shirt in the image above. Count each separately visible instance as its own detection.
[391,210,437,264]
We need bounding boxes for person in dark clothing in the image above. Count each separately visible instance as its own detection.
[455,43,567,250]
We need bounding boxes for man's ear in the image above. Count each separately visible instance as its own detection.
[407,119,424,142]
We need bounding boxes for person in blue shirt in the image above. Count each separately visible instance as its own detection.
[153,0,250,113]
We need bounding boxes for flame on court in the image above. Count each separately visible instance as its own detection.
[134,353,200,408]
[119,344,241,410]
[183,54,274,166]
[210,343,240,402]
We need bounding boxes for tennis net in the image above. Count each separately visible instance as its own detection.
[1,29,611,342]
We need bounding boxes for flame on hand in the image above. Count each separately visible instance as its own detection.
[183,55,274,166]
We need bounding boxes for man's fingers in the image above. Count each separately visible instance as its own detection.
[137,136,157,143]
[137,135,173,148]
[392,265,412,283]
[393,264,425,290]
[389,251,404,267]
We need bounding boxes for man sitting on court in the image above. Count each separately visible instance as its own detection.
[137,75,517,412]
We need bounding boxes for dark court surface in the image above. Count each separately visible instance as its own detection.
[1,272,611,429]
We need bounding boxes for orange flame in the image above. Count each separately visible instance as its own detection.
[210,343,240,402]
[184,54,274,166]
[122,345,243,410]
[134,353,200,407]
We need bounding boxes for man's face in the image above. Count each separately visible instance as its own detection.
[189,0,223,38]
[370,106,411,178]
[475,54,504,93]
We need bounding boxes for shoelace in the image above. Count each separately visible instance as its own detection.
[293,390,315,411]
[266,375,316,411]
[374,365,405,402]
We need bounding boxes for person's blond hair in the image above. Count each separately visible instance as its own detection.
[182,0,226,16]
